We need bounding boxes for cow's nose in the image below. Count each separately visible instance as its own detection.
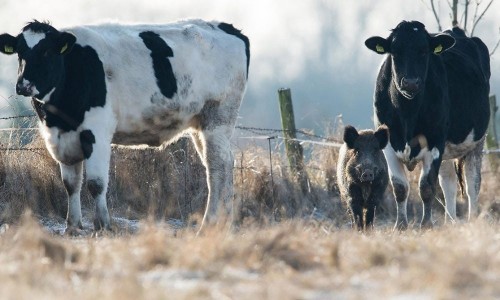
[361,169,375,182]
[16,81,32,96]
[401,77,421,93]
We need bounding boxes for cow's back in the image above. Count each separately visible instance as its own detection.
[441,27,490,144]
[64,20,249,139]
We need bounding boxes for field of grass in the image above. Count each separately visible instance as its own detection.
[0,128,500,299]
[0,214,499,299]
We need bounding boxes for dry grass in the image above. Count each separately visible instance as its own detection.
[1,125,500,298]
[0,213,499,299]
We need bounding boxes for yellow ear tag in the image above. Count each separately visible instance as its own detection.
[60,43,68,54]
[4,45,13,53]
[434,44,443,54]
[376,44,385,53]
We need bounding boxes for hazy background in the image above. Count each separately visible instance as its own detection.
[0,0,499,134]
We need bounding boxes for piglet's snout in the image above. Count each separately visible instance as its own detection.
[359,166,378,182]
[360,170,374,182]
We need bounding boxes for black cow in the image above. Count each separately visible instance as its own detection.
[365,21,490,229]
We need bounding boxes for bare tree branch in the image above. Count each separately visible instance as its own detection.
[430,0,443,31]
[471,0,494,36]
[452,0,459,26]
[463,0,470,31]
[446,0,453,10]
[471,0,481,34]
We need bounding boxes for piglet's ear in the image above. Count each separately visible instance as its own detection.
[343,125,359,149]
[365,36,390,54]
[0,34,18,55]
[374,125,389,149]
[56,32,76,55]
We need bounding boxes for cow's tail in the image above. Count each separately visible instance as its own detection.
[454,159,466,197]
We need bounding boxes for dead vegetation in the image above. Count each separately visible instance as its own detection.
[0,124,499,298]
[0,212,499,299]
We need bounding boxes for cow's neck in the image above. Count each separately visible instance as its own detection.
[33,68,80,130]
[390,80,424,113]
[389,83,426,142]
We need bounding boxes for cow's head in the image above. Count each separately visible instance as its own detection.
[365,21,455,100]
[0,21,76,98]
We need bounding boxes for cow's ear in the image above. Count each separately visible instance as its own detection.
[0,34,18,55]
[56,32,76,55]
[365,36,390,54]
[343,125,359,149]
[430,34,455,55]
[374,125,389,149]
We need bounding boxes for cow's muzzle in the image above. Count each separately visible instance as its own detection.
[16,80,35,97]
[400,77,421,99]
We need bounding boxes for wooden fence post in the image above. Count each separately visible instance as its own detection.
[486,95,499,171]
[278,88,309,195]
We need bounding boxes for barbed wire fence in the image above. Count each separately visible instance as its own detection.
[2,112,500,155]
[1,111,499,222]
[1,111,499,194]
[0,112,347,221]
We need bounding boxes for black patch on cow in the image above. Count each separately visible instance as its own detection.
[80,129,95,159]
[139,31,177,98]
[87,178,104,198]
[217,23,250,77]
[441,26,490,144]
[391,177,408,203]
[41,45,107,131]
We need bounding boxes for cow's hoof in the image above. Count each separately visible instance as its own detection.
[65,226,85,236]
[93,218,112,232]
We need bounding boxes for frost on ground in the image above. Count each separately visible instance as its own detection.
[0,213,499,300]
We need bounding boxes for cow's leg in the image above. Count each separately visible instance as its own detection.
[419,149,441,229]
[461,139,484,220]
[438,159,458,222]
[194,126,234,230]
[61,162,84,230]
[384,146,409,230]
[84,141,112,231]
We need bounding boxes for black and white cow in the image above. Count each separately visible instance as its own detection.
[365,21,490,229]
[0,20,250,232]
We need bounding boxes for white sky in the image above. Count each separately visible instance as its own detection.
[0,0,499,130]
